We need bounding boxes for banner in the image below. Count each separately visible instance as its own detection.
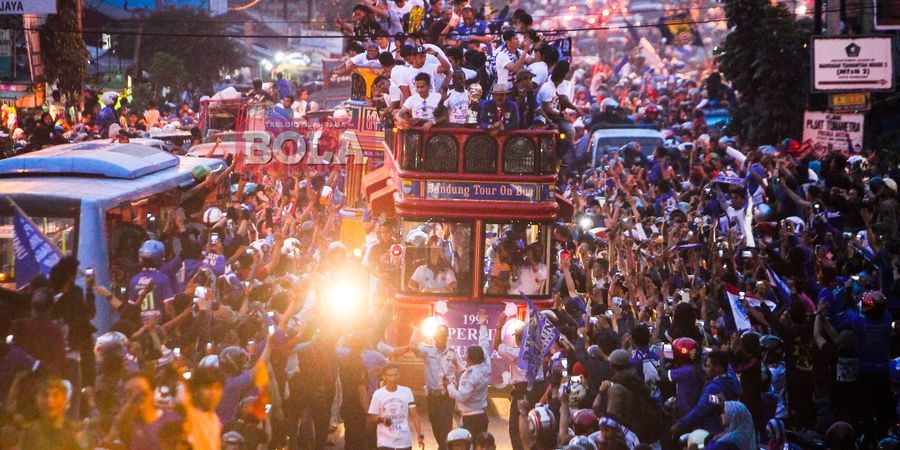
[725,284,775,331]
[438,301,509,385]
[10,199,61,288]
[22,14,43,83]
[0,0,55,14]
[802,111,864,153]
[517,296,558,389]
[765,264,792,306]
[657,14,703,46]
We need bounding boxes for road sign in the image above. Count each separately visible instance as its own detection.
[812,36,894,92]
[829,92,871,112]
[802,111,864,153]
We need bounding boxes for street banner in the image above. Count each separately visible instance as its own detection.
[0,0,55,14]
[725,284,775,331]
[811,36,894,92]
[439,301,510,385]
[802,111,864,153]
[518,295,558,390]
[9,198,61,288]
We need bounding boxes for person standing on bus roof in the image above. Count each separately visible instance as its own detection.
[411,322,464,450]
[445,309,493,438]
[128,240,175,315]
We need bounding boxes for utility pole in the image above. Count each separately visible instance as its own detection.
[826,0,842,34]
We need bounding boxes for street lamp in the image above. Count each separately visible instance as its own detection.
[274,52,285,63]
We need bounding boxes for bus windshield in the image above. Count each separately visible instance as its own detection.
[483,222,552,297]
[0,215,76,283]
[400,220,472,296]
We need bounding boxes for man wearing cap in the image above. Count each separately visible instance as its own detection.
[401,44,451,94]
[478,83,520,135]
[347,41,383,71]
[512,70,537,129]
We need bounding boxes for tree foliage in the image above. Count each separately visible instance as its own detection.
[113,7,242,93]
[40,0,89,104]
[717,0,809,146]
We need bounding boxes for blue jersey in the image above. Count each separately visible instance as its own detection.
[128,269,174,313]
[202,253,226,276]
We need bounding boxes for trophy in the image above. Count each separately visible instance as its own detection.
[466,83,482,127]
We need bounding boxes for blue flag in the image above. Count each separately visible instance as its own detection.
[12,205,61,289]
[765,265,792,306]
[517,294,558,390]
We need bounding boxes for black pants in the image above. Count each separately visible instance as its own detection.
[858,372,895,445]
[427,393,455,450]
[462,413,488,438]
[509,381,547,450]
[342,407,368,450]
[307,391,335,450]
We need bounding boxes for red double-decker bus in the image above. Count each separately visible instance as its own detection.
[361,126,573,387]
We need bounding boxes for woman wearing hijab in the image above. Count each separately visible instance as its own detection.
[706,401,757,450]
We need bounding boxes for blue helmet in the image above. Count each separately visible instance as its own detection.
[139,240,165,265]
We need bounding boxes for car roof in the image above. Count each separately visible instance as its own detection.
[591,128,664,138]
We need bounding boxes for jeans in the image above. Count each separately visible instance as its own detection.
[462,413,488,438]
[427,393,455,450]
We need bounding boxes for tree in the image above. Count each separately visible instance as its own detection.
[40,0,89,105]
[112,7,242,94]
[717,0,809,146]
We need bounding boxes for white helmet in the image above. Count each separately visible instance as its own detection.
[198,354,220,370]
[203,207,223,224]
[102,91,119,106]
[446,428,472,444]
[332,108,350,122]
[282,238,301,257]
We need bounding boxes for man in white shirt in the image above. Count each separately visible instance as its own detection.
[395,72,442,132]
[348,42,383,70]
[494,29,530,88]
[445,310,492,438]
[527,45,558,86]
[381,52,411,106]
[400,44,451,94]
[368,363,425,450]
[412,323,465,450]
[442,70,470,125]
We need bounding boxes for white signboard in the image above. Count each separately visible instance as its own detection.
[812,36,894,92]
[802,111,864,153]
[0,0,55,14]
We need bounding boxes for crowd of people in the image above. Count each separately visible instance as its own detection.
[0,0,897,449]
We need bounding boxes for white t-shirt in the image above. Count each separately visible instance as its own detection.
[389,0,423,15]
[528,61,549,85]
[494,47,522,86]
[410,264,456,292]
[349,53,382,69]
[368,386,416,448]
[402,92,441,122]
[509,263,548,295]
[537,80,560,111]
[444,89,469,124]
[390,66,413,100]
[291,100,308,118]
[406,62,441,93]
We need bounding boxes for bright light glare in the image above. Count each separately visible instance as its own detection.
[588,17,597,24]
[421,317,443,340]
[795,4,807,14]
[601,8,611,16]
[579,216,594,229]
[275,51,285,62]
[564,14,574,21]
[568,5,577,11]
[352,248,362,258]
[325,281,363,316]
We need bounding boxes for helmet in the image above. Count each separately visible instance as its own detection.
[740,331,763,357]
[753,203,773,222]
[761,335,783,362]
[572,409,599,435]
[686,429,710,448]
[587,345,604,359]
[645,104,657,114]
[527,404,557,439]
[862,291,887,317]
[672,337,699,364]
[198,354,220,370]
[219,346,249,375]
[101,91,118,106]
[758,145,778,155]
[222,431,246,446]
[719,136,736,147]
[446,428,472,444]
[567,378,589,406]
[94,331,128,360]
[568,435,598,450]
[878,438,900,450]
[282,238,301,258]
[203,207,223,224]
[139,240,165,265]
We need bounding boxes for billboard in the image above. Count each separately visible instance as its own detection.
[802,111,864,153]
[811,36,894,92]
[0,0,55,14]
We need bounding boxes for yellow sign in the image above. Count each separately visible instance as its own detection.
[829,92,870,112]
